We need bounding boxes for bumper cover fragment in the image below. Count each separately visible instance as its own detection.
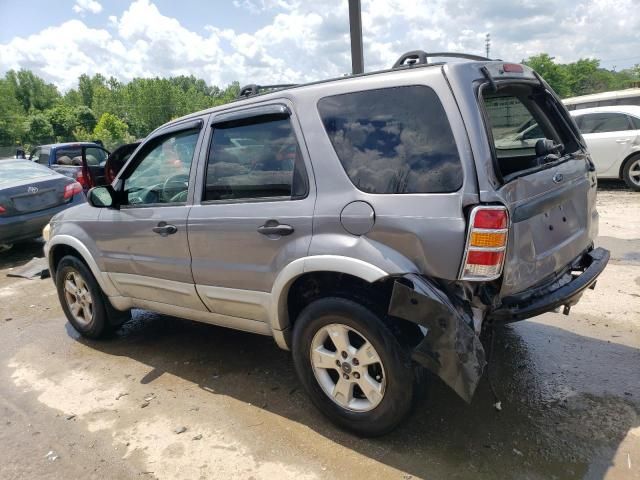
[388,274,486,403]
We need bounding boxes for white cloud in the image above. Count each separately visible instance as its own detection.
[1,0,638,93]
[72,0,103,15]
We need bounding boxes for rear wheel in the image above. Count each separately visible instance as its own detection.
[622,155,640,191]
[292,297,417,436]
[55,255,127,339]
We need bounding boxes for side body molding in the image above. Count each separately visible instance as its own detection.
[46,234,119,297]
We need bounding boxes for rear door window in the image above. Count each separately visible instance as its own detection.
[204,115,308,201]
[84,147,108,166]
[630,115,640,130]
[317,86,463,194]
[579,113,632,134]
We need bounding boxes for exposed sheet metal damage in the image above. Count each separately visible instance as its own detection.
[388,274,486,403]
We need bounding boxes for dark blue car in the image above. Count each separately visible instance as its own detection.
[0,159,85,248]
[29,142,111,191]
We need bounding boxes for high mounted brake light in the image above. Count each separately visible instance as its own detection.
[460,206,509,280]
[502,63,524,73]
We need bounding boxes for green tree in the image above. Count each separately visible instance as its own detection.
[5,69,59,112]
[523,54,571,97]
[93,112,133,149]
[0,78,25,147]
[23,113,54,145]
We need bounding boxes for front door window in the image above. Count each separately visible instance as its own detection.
[125,129,200,206]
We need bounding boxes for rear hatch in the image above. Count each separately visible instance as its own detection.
[0,166,74,217]
[477,68,598,297]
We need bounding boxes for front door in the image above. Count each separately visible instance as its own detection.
[93,121,207,311]
[187,103,315,323]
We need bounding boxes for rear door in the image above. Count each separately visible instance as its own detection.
[574,112,637,176]
[83,145,110,187]
[187,102,314,324]
[481,82,597,296]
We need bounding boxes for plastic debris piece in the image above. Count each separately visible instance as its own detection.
[174,426,187,434]
[493,401,502,411]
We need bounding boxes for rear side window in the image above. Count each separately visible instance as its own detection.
[630,115,640,130]
[318,86,462,194]
[578,113,632,133]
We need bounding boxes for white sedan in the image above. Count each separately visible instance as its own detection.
[570,105,640,191]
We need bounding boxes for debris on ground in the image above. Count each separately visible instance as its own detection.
[115,393,128,400]
[6,257,49,280]
[513,448,523,456]
[140,401,149,408]
[493,401,502,411]
[174,426,187,434]
[66,414,76,420]
[44,450,59,461]
[192,434,202,441]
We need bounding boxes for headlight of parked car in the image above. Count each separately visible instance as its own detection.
[42,223,51,242]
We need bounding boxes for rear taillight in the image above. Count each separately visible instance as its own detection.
[0,205,5,215]
[63,182,83,199]
[503,63,524,73]
[76,170,87,188]
[460,206,509,280]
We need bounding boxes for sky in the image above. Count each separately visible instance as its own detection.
[0,0,638,92]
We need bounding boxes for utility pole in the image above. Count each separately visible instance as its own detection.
[485,33,491,59]
[348,0,364,74]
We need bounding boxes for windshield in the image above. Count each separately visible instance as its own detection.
[0,160,55,185]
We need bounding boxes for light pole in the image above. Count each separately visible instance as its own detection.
[348,0,364,74]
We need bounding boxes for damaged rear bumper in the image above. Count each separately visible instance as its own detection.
[388,274,485,403]
[488,247,609,323]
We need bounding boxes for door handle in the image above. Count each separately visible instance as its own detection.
[152,221,178,236]
[257,221,294,237]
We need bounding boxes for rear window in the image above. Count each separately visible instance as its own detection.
[482,85,580,180]
[0,161,55,185]
[55,147,82,165]
[318,86,463,194]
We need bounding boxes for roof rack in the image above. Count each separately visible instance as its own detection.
[237,83,298,99]
[392,50,492,69]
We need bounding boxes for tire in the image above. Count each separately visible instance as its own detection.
[622,155,640,191]
[292,297,417,436]
[55,255,123,339]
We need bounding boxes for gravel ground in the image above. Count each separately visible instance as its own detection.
[0,183,638,480]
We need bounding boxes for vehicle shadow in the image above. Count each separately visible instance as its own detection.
[0,239,45,270]
[81,312,639,479]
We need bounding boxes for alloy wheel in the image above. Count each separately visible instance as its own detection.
[63,270,94,327]
[309,323,386,412]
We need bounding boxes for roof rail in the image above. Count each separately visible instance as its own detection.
[237,83,298,99]
[392,50,492,69]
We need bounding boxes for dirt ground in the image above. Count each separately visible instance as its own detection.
[0,182,638,480]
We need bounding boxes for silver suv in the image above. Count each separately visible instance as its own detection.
[45,51,609,436]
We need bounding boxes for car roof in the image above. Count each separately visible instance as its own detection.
[570,105,640,116]
[155,59,528,133]
[36,142,102,149]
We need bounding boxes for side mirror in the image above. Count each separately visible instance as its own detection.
[87,186,117,209]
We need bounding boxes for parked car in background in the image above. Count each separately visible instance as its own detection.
[45,51,608,435]
[564,88,640,111]
[0,159,84,250]
[570,106,640,190]
[29,142,110,191]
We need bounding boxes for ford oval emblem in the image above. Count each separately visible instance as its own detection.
[552,173,564,184]
[27,186,39,194]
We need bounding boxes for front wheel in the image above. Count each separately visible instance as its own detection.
[55,255,125,339]
[622,155,640,191]
[292,297,417,436]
